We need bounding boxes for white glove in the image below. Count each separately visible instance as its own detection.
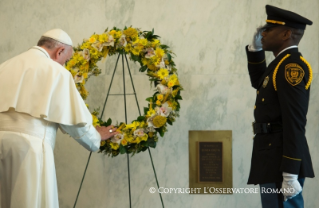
[282,172,302,201]
[248,26,263,51]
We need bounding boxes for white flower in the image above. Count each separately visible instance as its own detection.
[147,115,156,128]
[79,49,90,61]
[145,48,155,58]
[145,126,156,133]
[111,133,124,144]
[74,73,84,83]
[156,84,170,94]
[134,128,146,137]
[118,35,127,47]
[92,36,114,52]
[105,35,115,47]
[155,102,172,117]
[159,58,165,68]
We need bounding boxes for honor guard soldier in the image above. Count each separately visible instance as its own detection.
[246,5,314,208]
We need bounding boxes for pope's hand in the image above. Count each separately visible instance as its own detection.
[95,125,118,141]
[250,26,263,51]
[282,172,302,201]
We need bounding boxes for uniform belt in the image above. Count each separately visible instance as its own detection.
[252,122,282,134]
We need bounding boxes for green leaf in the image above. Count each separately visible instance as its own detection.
[159,127,165,137]
[175,95,183,100]
[130,53,139,62]
[119,145,126,154]
[137,116,145,122]
[167,53,172,62]
[139,65,147,72]
[105,118,112,126]
[148,138,156,148]
[152,28,154,35]
[152,35,160,39]
[167,119,172,125]
[160,45,169,50]
[146,97,153,102]
[144,107,149,115]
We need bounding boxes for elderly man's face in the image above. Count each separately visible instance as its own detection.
[56,45,73,66]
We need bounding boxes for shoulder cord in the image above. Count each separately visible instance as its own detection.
[273,55,312,91]
[300,56,313,90]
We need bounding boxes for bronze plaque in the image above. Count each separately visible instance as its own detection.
[189,130,232,194]
[198,142,223,183]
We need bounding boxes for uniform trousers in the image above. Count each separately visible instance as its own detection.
[260,178,305,208]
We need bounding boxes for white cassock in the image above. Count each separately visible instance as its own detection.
[0,46,101,208]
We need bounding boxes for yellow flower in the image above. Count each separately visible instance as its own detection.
[123,27,138,39]
[157,94,163,101]
[92,114,100,127]
[110,142,119,150]
[124,43,132,53]
[124,134,134,143]
[165,60,169,65]
[169,74,178,82]
[125,121,140,131]
[109,30,122,39]
[89,36,97,43]
[151,39,160,47]
[81,42,92,50]
[148,132,154,137]
[167,80,175,88]
[131,47,141,56]
[152,115,167,128]
[156,100,161,106]
[157,68,169,79]
[147,64,157,71]
[161,79,167,85]
[172,88,179,97]
[99,33,109,43]
[121,139,128,146]
[147,109,156,117]
[117,123,126,132]
[101,141,106,146]
[140,134,148,142]
[139,38,148,46]
[139,121,147,128]
[155,47,164,58]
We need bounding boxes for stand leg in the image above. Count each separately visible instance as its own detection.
[122,53,132,208]
[148,148,165,208]
[73,151,92,208]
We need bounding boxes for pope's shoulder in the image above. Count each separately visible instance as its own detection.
[0,48,72,78]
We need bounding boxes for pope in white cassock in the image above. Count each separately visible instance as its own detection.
[0,29,118,208]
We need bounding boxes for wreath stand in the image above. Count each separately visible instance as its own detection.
[73,51,165,208]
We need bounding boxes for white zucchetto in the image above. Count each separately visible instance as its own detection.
[42,28,73,46]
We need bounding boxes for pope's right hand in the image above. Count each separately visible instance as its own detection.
[95,125,118,141]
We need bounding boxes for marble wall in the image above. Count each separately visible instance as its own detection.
[1,0,318,207]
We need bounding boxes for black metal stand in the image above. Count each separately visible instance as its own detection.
[73,51,164,208]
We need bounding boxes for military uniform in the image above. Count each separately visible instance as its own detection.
[246,46,315,184]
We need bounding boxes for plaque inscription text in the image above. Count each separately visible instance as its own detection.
[198,142,223,183]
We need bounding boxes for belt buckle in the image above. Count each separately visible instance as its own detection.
[267,123,272,133]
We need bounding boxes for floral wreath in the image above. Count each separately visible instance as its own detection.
[65,27,183,157]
